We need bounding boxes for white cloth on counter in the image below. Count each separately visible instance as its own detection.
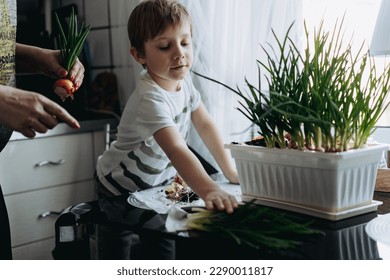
[131,187,205,214]
[165,206,189,232]
[129,181,241,214]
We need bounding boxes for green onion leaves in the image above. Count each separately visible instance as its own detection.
[195,18,390,152]
[186,201,320,250]
[55,7,91,73]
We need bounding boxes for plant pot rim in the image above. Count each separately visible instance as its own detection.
[225,142,390,160]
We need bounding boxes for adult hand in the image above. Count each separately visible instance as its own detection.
[39,49,85,91]
[0,85,80,138]
[16,44,85,91]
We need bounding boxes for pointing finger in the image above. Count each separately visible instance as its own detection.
[42,98,80,129]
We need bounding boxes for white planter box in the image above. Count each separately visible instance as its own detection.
[226,143,389,220]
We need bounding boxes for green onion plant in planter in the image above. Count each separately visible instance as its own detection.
[195,19,390,152]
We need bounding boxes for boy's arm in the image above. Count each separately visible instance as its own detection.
[154,126,238,213]
[191,103,239,184]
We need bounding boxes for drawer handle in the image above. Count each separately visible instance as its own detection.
[38,210,63,219]
[35,159,66,167]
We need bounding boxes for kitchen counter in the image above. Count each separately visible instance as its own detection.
[53,190,390,260]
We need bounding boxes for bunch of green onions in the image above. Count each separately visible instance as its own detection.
[55,7,91,72]
[195,18,390,152]
[186,201,319,250]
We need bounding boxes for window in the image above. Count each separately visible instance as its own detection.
[303,0,389,126]
[185,0,389,167]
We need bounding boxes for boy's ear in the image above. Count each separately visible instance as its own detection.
[130,47,146,65]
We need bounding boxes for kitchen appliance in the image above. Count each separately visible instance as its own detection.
[52,203,94,260]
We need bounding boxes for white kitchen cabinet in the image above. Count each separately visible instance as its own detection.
[0,123,109,260]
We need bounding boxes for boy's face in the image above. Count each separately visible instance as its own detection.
[133,20,193,91]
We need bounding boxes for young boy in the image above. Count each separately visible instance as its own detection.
[94,0,239,259]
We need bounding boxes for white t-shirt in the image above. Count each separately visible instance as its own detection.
[96,70,201,194]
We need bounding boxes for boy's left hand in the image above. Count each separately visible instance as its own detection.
[224,169,240,184]
[204,189,238,214]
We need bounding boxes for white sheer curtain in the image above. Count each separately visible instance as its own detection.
[110,0,389,171]
[111,0,303,172]
[182,0,303,171]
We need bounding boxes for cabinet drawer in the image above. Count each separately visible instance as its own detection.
[5,181,95,247]
[12,238,55,260]
[0,133,95,195]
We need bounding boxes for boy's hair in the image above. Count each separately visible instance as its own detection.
[128,0,192,56]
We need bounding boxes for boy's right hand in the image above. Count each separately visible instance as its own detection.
[203,189,238,214]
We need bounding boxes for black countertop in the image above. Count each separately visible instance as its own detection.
[53,191,390,260]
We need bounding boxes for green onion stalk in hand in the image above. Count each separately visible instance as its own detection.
[53,7,91,101]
